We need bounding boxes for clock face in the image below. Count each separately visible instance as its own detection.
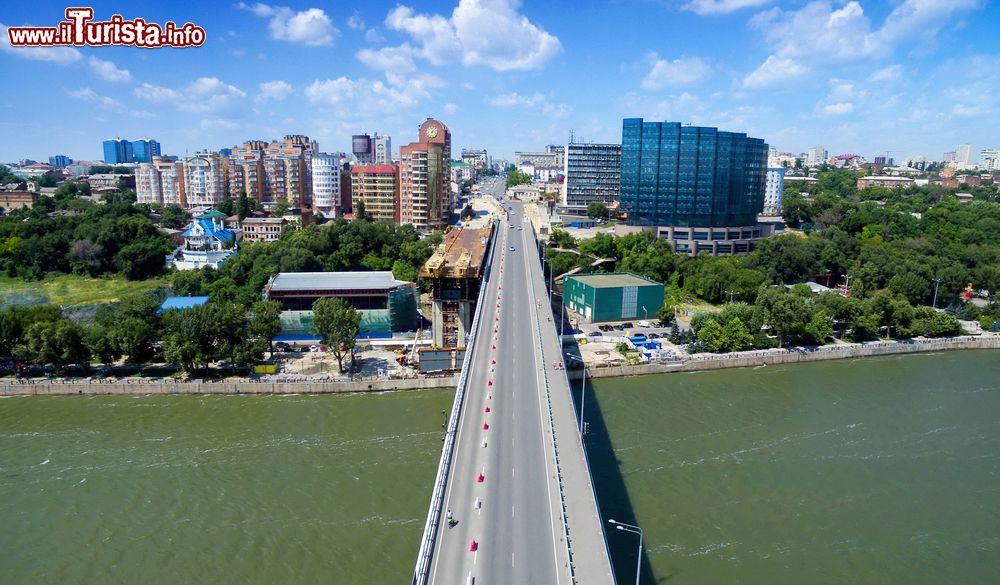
[377,144,385,151]
[426,126,438,138]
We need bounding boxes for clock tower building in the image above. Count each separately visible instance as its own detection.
[399,118,452,232]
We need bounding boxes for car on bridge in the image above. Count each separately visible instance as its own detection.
[509,245,515,251]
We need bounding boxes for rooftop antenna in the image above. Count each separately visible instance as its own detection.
[569,130,575,144]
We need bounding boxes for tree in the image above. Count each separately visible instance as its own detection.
[115,239,169,280]
[237,190,252,219]
[756,287,809,347]
[721,318,754,352]
[160,204,188,229]
[354,200,367,221]
[249,300,282,355]
[25,319,89,369]
[587,201,609,219]
[162,306,216,372]
[805,309,834,344]
[505,168,532,188]
[272,199,291,217]
[697,319,724,352]
[108,316,157,372]
[216,198,235,216]
[311,297,361,373]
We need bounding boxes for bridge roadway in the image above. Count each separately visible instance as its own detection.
[423,201,615,585]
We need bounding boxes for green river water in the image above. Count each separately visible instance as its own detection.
[1,351,999,584]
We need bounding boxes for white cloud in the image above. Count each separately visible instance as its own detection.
[487,91,571,118]
[743,56,807,88]
[356,44,418,73]
[682,0,774,16]
[365,29,385,43]
[819,102,855,116]
[68,88,120,110]
[200,117,241,130]
[952,104,982,117]
[384,0,561,72]
[746,0,982,86]
[488,92,545,108]
[348,12,365,30]
[89,57,132,83]
[869,64,902,82]
[135,77,247,112]
[0,22,83,63]
[236,3,338,46]
[444,103,459,114]
[642,54,711,90]
[257,80,293,102]
[304,72,443,115]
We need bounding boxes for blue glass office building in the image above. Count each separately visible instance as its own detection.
[131,139,161,163]
[620,119,768,228]
[102,138,133,164]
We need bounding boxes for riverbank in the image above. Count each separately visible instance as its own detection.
[0,374,459,396]
[577,334,1000,379]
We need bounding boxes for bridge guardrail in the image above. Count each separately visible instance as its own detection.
[411,220,498,585]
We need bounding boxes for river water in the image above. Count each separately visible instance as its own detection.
[0,390,454,584]
[2,351,998,584]
[588,350,1000,584]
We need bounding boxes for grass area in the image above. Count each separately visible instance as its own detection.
[0,274,166,307]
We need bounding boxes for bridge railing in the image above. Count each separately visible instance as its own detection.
[411,219,498,585]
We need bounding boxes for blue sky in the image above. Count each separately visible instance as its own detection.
[1,0,998,164]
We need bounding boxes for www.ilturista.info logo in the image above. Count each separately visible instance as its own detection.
[7,8,205,48]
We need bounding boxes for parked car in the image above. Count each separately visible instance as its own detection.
[621,322,633,328]
[509,246,515,251]
[648,333,660,339]
[588,331,602,338]
[309,345,320,352]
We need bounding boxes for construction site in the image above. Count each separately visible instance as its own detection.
[417,224,495,370]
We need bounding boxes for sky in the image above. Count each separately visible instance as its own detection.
[1,0,998,164]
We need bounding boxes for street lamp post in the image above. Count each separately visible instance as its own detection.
[565,353,587,435]
[932,277,942,309]
[641,305,647,321]
[608,519,643,585]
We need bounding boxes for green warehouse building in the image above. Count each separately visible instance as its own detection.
[563,272,664,323]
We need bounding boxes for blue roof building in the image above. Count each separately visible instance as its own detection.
[158,296,210,313]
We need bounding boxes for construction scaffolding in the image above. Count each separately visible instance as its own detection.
[418,225,494,349]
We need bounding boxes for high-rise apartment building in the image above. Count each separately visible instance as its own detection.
[182,153,229,207]
[807,146,827,167]
[955,144,975,168]
[515,145,563,168]
[311,153,341,215]
[351,165,399,223]
[763,167,786,216]
[228,135,316,207]
[103,138,133,164]
[136,156,185,206]
[399,118,451,232]
[981,148,1000,172]
[943,151,956,163]
[373,134,392,165]
[619,119,769,255]
[131,138,161,163]
[562,143,621,207]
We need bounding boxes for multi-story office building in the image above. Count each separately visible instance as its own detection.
[619,119,769,256]
[131,138,161,163]
[562,143,621,207]
[461,148,489,168]
[515,145,563,169]
[353,134,373,164]
[955,144,975,168]
[182,153,229,207]
[48,155,73,168]
[311,153,341,215]
[373,133,392,165]
[981,148,1000,172]
[103,138,133,164]
[136,156,186,206]
[763,167,786,215]
[399,118,451,232]
[351,164,399,223]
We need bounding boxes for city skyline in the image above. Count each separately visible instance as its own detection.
[1,0,998,163]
